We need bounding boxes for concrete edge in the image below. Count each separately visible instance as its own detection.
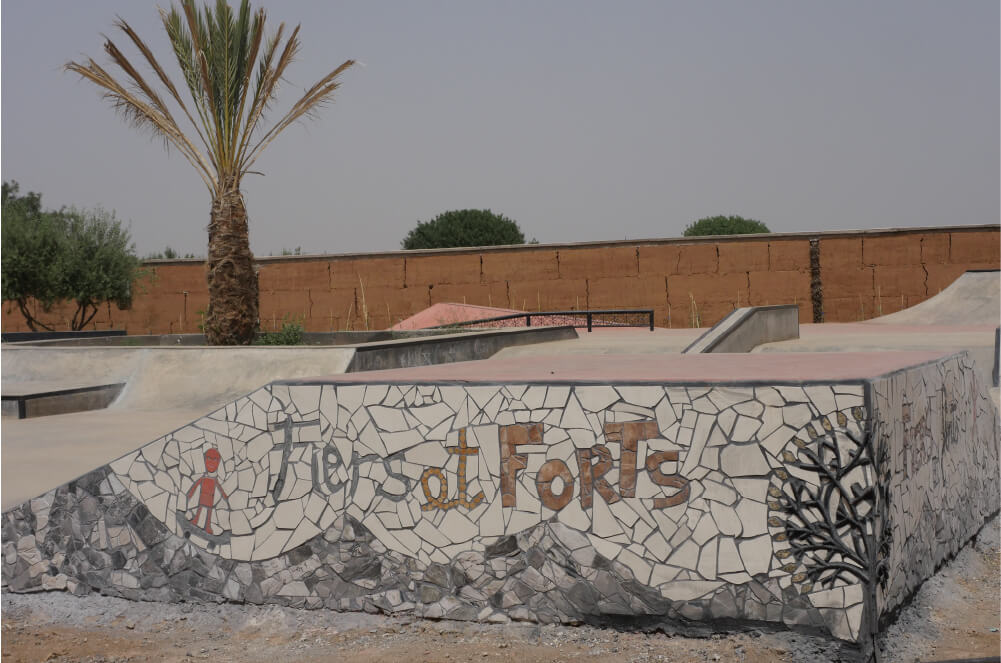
[346,326,580,372]
[1,383,126,419]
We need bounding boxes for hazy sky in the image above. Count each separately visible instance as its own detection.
[2,1,998,257]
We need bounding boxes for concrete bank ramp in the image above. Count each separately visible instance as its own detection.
[1,346,355,411]
[867,270,999,325]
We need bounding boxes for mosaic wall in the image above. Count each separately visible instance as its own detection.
[3,354,998,659]
[871,353,1000,621]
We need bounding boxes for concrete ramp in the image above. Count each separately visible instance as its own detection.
[867,270,999,325]
[1,346,356,412]
[682,305,799,353]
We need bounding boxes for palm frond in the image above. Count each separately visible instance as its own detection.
[241,58,354,174]
[65,58,216,190]
[115,16,215,167]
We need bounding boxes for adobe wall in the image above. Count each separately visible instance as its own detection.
[2,225,997,334]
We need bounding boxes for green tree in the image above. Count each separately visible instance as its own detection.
[59,208,144,330]
[66,0,354,344]
[401,209,531,249]
[1,182,144,331]
[683,215,770,237]
[1,183,65,330]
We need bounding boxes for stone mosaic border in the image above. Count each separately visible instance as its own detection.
[3,352,998,662]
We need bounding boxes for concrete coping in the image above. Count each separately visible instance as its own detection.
[281,350,956,386]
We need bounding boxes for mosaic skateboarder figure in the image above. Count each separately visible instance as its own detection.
[187,448,228,535]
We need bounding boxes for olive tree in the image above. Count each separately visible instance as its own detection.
[1,182,144,331]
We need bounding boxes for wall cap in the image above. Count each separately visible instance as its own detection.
[141,224,1001,266]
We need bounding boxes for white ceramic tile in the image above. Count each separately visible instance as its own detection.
[575,386,619,412]
[709,501,742,537]
[616,386,664,408]
[783,404,814,428]
[737,534,772,575]
[717,537,743,574]
[734,498,768,536]
[618,548,653,584]
[690,512,718,546]
[559,393,588,429]
[731,416,761,442]
[691,396,718,414]
[438,509,478,544]
[408,402,454,429]
[665,540,700,571]
[720,443,770,477]
[701,479,737,505]
[755,387,784,407]
[804,386,837,415]
[289,386,321,413]
[504,509,540,535]
[761,425,796,457]
[285,519,321,551]
[335,385,365,414]
[368,405,409,432]
[587,533,623,560]
[643,530,671,562]
[251,528,293,561]
[650,563,681,586]
[697,538,718,579]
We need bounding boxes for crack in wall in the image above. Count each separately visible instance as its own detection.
[809,238,823,323]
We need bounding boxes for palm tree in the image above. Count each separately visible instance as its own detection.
[67,0,353,344]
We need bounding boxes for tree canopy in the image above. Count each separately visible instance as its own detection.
[401,209,532,250]
[1,181,144,331]
[683,215,771,237]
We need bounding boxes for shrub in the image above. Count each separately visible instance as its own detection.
[401,209,531,249]
[683,215,770,237]
[256,315,305,345]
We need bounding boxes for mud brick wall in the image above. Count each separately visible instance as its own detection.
[3,225,997,334]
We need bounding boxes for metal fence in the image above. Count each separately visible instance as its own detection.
[429,309,655,332]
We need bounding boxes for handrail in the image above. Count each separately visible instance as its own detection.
[428,309,655,332]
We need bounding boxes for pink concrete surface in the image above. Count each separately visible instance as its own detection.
[803,322,998,335]
[391,303,524,330]
[290,350,952,385]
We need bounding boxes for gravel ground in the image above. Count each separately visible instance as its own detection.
[2,516,997,663]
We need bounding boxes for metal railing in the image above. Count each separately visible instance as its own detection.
[429,309,654,332]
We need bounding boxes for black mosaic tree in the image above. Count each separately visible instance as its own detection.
[769,409,892,654]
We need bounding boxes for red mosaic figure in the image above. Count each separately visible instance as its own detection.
[187,448,228,535]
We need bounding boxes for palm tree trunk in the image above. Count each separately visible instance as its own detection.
[204,182,259,345]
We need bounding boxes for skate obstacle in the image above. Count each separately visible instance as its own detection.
[3,351,998,660]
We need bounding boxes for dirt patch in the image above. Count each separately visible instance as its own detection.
[2,517,997,663]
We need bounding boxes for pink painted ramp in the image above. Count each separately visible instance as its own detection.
[391,303,523,330]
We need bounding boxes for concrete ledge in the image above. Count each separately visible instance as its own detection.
[683,305,800,354]
[3,351,995,662]
[1,330,126,343]
[1,383,124,419]
[5,330,454,347]
[346,326,579,372]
